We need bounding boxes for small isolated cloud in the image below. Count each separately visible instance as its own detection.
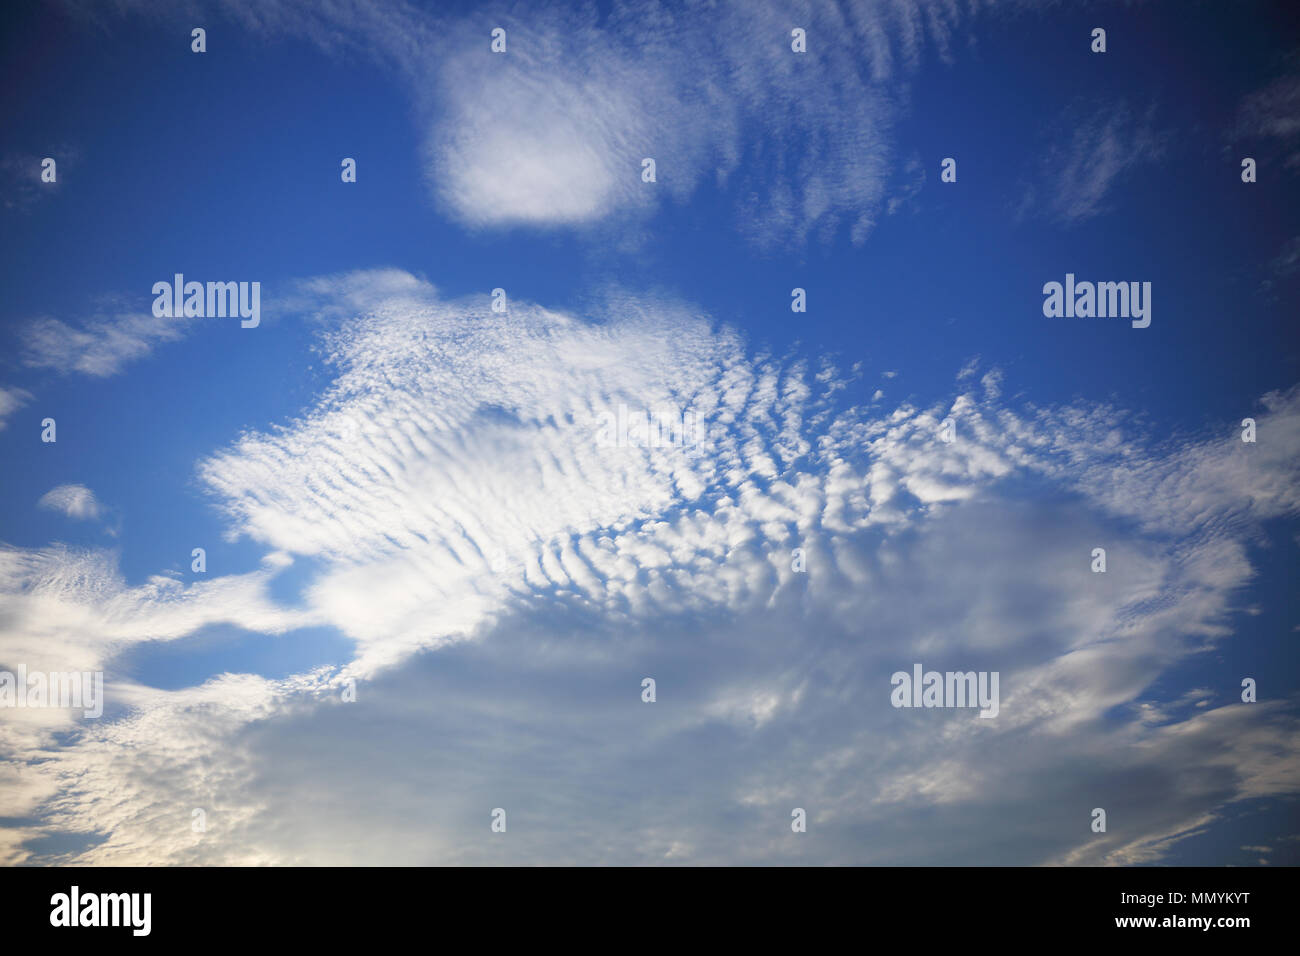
[1270,236,1300,278]
[21,309,187,378]
[38,484,102,521]
[1018,100,1166,226]
[1233,73,1300,168]
[0,148,77,210]
[0,386,32,430]
[887,156,927,215]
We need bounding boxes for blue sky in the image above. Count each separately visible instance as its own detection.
[1,0,1298,865]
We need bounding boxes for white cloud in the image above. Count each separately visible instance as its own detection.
[37,484,102,521]
[81,0,990,245]
[0,541,315,680]
[21,310,187,377]
[4,269,1299,865]
[416,0,978,242]
[427,39,661,228]
[0,386,31,430]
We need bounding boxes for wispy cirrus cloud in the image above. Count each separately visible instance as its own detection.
[74,0,995,247]
[1233,71,1300,168]
[418,0,926,244]
[20,310,188,378]
[1017,100,1167,226]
